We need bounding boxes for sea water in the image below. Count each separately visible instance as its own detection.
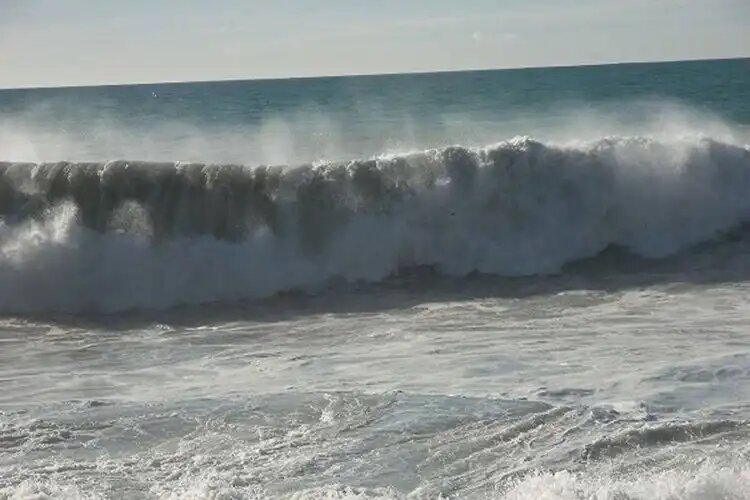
[1,58,750,498]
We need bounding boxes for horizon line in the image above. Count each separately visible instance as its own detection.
[1,55,748,92]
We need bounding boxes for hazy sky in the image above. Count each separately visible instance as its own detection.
[0,0,748,88]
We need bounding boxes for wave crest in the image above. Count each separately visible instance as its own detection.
[1,136,749,313]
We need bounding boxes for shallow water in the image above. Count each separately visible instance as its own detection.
[3,252,750,498]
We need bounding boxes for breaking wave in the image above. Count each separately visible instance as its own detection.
[1,135,749,313]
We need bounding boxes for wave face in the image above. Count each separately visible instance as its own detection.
[1,136,749,313]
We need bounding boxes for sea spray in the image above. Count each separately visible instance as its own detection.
[1,136,749,313]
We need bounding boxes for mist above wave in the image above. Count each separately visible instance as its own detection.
[1,99,745,165]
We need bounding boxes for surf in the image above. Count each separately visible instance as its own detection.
[1,135,749,313]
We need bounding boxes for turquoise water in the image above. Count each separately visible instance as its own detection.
[2,58,749,123]
[2,59,750,499]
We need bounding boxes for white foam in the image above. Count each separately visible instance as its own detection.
[1,135,749,313]
[501,464,750,500]
[4,464,750,499]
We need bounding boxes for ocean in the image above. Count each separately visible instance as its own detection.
[1,57,750,498]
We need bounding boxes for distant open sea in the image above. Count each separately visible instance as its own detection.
[1,58,750,499]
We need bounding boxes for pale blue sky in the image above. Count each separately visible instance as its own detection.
[0,0,748,88]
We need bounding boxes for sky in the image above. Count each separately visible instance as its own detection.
[0,0,748,88]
